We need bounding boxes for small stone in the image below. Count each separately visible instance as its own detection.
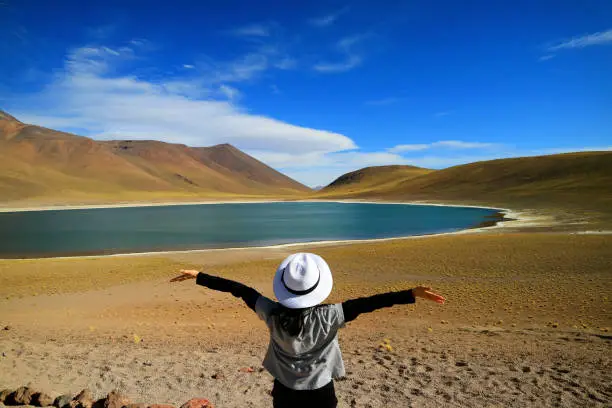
[3,326,10,331]
[147,405,176,408]
[0,390,12,404]
[9,386,36,405]
[179,399,213,408]
[211,372,224,380]
[32,393,54,407]
[54,395,72,408]
[103,390,130,408]
[70,389,93,408]
[455,361,468,367]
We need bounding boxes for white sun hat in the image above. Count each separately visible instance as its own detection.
[273,253,333,309]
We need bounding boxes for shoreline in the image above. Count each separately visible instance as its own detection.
[0,198,511,213]
[0,204,526,261]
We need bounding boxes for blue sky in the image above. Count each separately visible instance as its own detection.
[1,0,611,186]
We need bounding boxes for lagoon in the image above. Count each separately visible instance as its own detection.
[0,202,501,258]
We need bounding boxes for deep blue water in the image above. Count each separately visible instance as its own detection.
[0,202,501,258]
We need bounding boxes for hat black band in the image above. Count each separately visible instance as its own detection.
[281,267,321,296]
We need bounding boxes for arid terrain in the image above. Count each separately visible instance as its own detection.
[1,226,610,407]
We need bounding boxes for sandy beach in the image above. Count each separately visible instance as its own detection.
[1,213,611,407]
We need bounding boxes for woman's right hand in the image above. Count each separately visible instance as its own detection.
[170,269,199,283]
[412,286,445,304]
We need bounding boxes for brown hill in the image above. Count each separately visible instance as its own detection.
[319,165,434,197]
[0,111,310,205]
[316,152,612,219]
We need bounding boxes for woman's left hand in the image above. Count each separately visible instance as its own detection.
[170,269,199,282]
[412,286,446,304]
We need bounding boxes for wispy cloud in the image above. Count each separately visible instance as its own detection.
[309,7,349,27]
[218,84,241,101]
[274,57,297,70]
[548,28,612,51]
[314,55,362,73]
[314,34,369,73]
[538,54,555,62]
[228,23,272,37]
[365,97,403,106]
[434,111,453,117]
[388,140,500,153]
[183,64,194,69]
[10,41,356,158]
[270,84,281,94]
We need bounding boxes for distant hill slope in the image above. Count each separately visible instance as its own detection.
[319,165,434,197]
[316,152,612,211]
[0,110,310,204]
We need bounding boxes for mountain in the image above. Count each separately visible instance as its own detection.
[317,152,612,212]
[0,111,310,204]
[319,165,434,197]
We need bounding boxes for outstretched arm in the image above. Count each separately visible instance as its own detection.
[342,286,445,323]
[170,269,261,311]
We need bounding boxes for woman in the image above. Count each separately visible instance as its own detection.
[171,252,445,407]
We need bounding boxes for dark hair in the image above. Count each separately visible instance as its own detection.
[273,305,316,336]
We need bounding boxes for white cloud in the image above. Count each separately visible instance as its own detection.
[538,54,555,62]
[183,64,195,69]
[314,34,368,73]
[11,43,356,156]
[274,57,297,70]
[388,140,500,153]
[218,84,241,101]
[228,23,271,37]
[270,84,281,94]
[314,55,362,73]
[365,97,403,106]
[248,149,408,187]
[309,7,349,27]
[387,144,429,153]
[548,28,612,51]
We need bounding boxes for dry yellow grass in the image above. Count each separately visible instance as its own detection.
[313,152,612,227]
[318,165,433,197]
[0,257,187,298]
[2,233,610,332]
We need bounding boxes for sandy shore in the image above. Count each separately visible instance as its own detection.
[1,231,611,407]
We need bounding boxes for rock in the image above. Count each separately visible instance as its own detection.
[147,405,176,408]
[9,386,36,405]
[70,390,93,408]
[103,391,129,408]
[3,326,10,331]
[32,393,54,407]
[210,372,224,380]
[179,399,213,408]
[0,390,12,404]
[53,395,72,408]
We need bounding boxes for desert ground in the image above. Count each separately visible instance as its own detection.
[1,208,611,408]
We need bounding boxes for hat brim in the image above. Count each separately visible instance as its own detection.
[273,253,333,309]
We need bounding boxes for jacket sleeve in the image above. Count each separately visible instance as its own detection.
[196,272,261,312]
[341,289,416,323]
